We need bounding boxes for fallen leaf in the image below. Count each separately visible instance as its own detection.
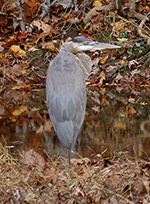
[36,125,44,134]
[23,149,45,166]
[126,105,136,117]
[43,168,57,183]
[18,33,28,39]
[113,121,126,130]
[0,42,4,52]
[119,59,125,65]
[56,0,74,8]
[128,98,135,103]
[28,47,39,52]
[6,64,23,77]
[12,86,22,90]
[0,106,5,115]
[101,97,109,105]
[0,53,3,58]
[12,106,27,116]
[91,106,100,113]
[98,71,106,86]
[41,41,57,51]
[86,81,91,85]
[71,158,84,165]
[22,68,26,74]
[34,32,52,44]
[118,38,128,42]
[58,11,70,19]
[111,20,126,37]
[100,55,109,64]
[114,74,123,82]
[44,120,53,132]
[92,0,102,7]
[33,20,51,32]
[140,101,148,106]
[9,45,26,57]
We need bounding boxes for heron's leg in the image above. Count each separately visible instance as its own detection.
[68,149,71,168]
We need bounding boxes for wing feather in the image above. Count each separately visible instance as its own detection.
[46,51,87,149]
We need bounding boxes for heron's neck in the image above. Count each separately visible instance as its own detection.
[60,42,75,53]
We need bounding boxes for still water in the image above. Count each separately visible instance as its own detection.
[0,86,150,161]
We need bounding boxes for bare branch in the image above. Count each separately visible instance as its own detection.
[16,0,26,32]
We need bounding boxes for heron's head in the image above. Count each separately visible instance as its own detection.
[68,36,121,52]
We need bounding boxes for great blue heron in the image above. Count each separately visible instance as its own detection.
[46,36,120,165]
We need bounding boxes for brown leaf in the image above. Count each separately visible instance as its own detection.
[109,171,118,183]
[90,75,97,84]
[71,158,84,165]
[113,121,127,130]
[22,0,38,23]
[43,168,57,183]
[41,41,57,52]
[98,71,105,86]
[6,36,16,46]
[33,20,51,32]
[134,179,146,195]
[34,32,52,44]
[23,149,45,166]
[0,106,5,115]
[44,120,53,132]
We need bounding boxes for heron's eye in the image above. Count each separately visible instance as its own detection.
[82,42,87,45]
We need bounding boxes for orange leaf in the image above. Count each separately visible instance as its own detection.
[126,105,136,117]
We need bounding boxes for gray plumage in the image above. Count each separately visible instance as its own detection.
[46,37,120,155]
[46,44,91,149]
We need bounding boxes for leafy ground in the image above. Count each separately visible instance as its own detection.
[1,0,150,203]
[1,144,150,204]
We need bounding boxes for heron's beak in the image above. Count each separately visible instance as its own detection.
[75,40,121,51]
[90,42,121,50]
[73,39,121,52]
[84,41,121,50]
